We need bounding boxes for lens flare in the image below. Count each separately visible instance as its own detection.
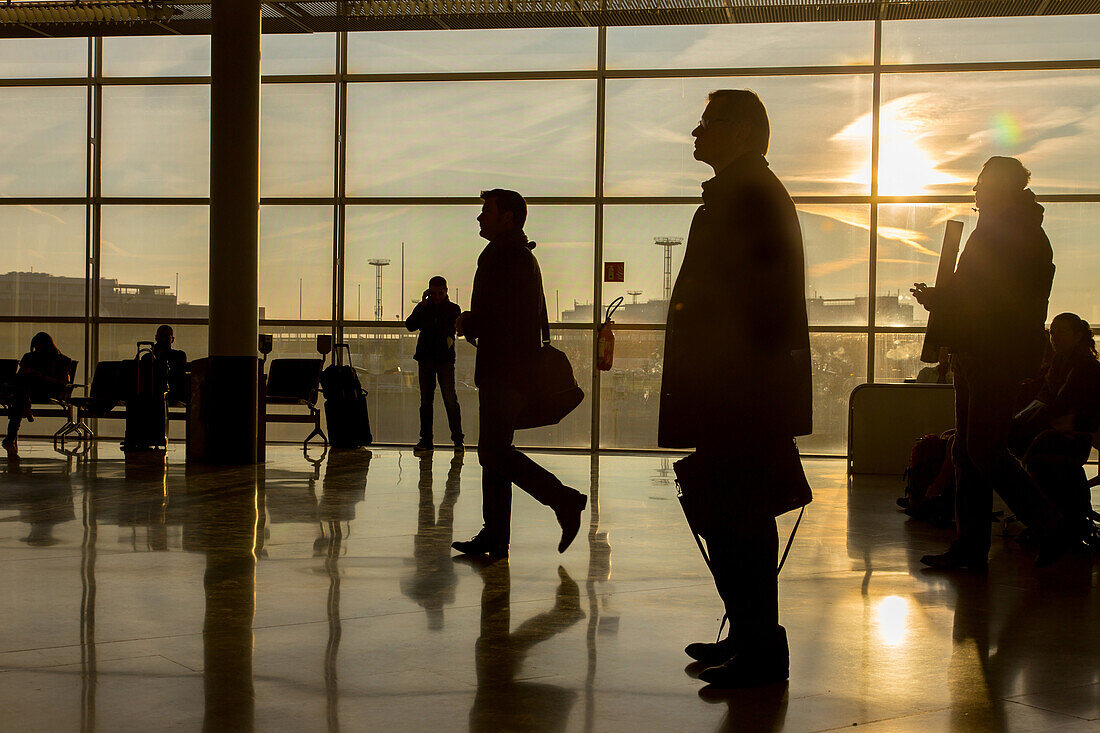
[991,111,1022,148]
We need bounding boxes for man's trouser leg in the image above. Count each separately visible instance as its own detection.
[436,363,464,444]
[418,363,437,444]
[955,358,1062,557]
[952,363,992,558]
[705,515,781,661]
[477,384,579,548]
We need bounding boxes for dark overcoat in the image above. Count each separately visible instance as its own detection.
[658,153,812,450]
[462,231,545,390]
[934,190,1054,375]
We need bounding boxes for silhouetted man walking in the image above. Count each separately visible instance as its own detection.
[912,157,1064,570]
[405,275,464,452]
[661,90,813,688]
[451,189,587,560]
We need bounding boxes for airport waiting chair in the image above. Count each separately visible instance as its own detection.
[265,358,326,449]
[59,360,130,443]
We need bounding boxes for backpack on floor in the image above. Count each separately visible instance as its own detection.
[901,433,948,507]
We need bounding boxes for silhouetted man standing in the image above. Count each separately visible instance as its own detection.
[912,157,1064,570]
[451,189,587,560]
[661,90,812,688]
[405,276,464,452]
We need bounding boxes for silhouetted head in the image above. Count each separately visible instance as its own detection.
[427,275,448,304]
[1049,312,1096,358]
[155,324,174,346]
[29,332,59,356]
[974,156,1030,212]
[692,89,770,173]
[478,189,527,241]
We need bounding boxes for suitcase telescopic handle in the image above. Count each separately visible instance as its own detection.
[335,342,352,367]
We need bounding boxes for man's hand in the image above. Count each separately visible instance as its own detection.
[910,282,938,311]
[455,311,469,337]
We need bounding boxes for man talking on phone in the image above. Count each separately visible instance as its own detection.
[405,275,464,452]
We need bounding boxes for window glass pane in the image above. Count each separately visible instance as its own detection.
[344,326,591,448]
[346,80,596,197]
[103,36,210,77]
[102,85,210,197]
[876,203,977,327]
[605,75,871,196]
[100,206,208,318]
[607,22,873,69]
[600,205,693,325]
[879,70,1100,196]
[0,205,86,317]
[600,329,663,449]
[0,86,86,196]
[874,332,928,384]
[0,38,87,78]
[801,332,866,455]
[1041,203,1100,327]
[344,205,594,324]
[261,83,335,197]
[602,204,870,327]
[883,16,1100,64]
[348,28,596,74]
[261,33,335,76]
[259,205,333,321]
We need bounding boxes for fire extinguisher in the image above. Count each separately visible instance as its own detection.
[597,297,623,371]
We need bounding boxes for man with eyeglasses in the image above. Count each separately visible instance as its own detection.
[660,90,813,688]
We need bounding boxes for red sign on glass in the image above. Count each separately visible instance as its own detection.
[604,262,625,283]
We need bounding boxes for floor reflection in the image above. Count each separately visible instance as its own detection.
[0,447,1096,731]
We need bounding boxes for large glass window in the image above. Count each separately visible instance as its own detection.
[102,85,210,197]
[344,205,595,323]
[99,206,209,318]
[604,75,872,196]
[0,86,87,197]
[348,28,597,74]
[0,205,86,318]
[346,80,597,197]
[5,19,1099,455]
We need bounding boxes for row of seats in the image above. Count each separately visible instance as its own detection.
[0,353,331,451]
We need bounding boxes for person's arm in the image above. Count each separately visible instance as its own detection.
[405,301,424,332]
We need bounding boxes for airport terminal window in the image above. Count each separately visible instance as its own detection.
[348,27,597,74]
[3,18,1099,453]
[604,75,873,197]
[879,70,1100,196]
[101,85,210,197]
[0,205,86,318]
[259,205,333,321]
[99,206,209,319]
[344,204,595,324]
[260,83,336,198]
[0,85,87,197]
[346,79,598,197]
[606,21,874,69]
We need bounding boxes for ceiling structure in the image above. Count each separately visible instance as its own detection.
[1,0,1098,38]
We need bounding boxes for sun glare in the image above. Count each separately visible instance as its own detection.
[835,94,965,195]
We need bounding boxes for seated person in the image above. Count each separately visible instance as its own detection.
[2,332,75,457]
[1010,312,1100,529]
[149,325,188,403]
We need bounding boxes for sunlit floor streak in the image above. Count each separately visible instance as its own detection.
[0,442,1097,732]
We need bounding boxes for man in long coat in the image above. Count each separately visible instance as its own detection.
[660,90,813,688]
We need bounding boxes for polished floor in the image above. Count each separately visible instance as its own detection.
[0,442,1097,732]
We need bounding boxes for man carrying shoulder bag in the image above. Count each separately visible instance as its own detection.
[452,189,588,561]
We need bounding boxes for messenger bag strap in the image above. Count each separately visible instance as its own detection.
[539,292,551,346]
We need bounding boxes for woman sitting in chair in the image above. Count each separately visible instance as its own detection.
[1010,312,1100,534]
[2,332,74,457]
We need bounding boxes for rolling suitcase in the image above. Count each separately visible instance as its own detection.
[320,344,373,449]
[123,341,168,452]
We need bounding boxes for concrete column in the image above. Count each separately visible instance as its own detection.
[205,0,261,463]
